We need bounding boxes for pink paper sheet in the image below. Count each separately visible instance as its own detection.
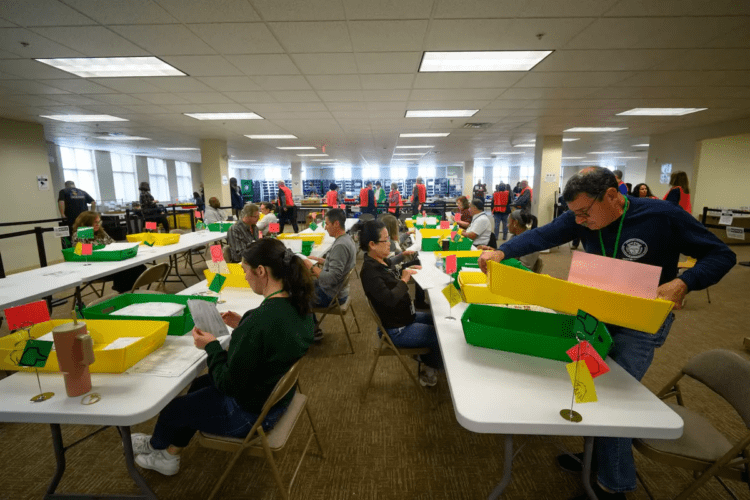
[567,252,661,299]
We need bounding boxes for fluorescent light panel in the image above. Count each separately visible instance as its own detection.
[632,144,650,147]
[617,108,707,116]
[311,159,337,162]
[185,113,262,120]
[35,57,185,78]
[40,114,127,122]
[245,134,298,139]
[231,160,256,162]
[563,138,580,142]
[297,154,328,157]
[420,51,553,72]
[491,152,525,155]
[405,109,478,118]
[399,133,450,138]
[98,135,150,141]
[514,143,536,147]
[614,156,641,159]
[276,146,316,150]
[563,157,586,159]
[588,151,622,154]
[393,153,424,156]
[395,145,433,149]
[160,147,199,151]
[564,127,628,132]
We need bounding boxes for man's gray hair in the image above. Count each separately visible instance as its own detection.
[562,166,618,203]
[240,203,259,219]
[64,180,75,188]
[613,169,623,180]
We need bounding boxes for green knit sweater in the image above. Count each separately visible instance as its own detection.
[204,297,314,414]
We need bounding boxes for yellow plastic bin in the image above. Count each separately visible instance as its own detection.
[0,319,168,373]
[458,271,528,305]
[435,250,483,259]
[277,233,325,245]
[487,261,673,333]
[203,264,249,288]
[419,228,457,239]
[126,233,180,246]
[175,213,193,230]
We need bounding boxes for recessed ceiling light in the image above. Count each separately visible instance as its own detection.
[617,108,707,116]
[562,157,586,160]
[395,145,433,149]
[614,156,641,159]
[419,51,553,72]
[185,112,263,120]
[399,132,450,138]
[160,147,199,151]
[632,143,650,147]
[276,146,316,150]
[231,159,256,162]
[474,157,492,160]
[40,114,127,122]
[35,56,185,78]
[514,143,536,147]
[491,152,525,155]
[564,127,628,133]
[393,153,425,156]
[98,135,151,141]
[581,160,600,163]
[563,138,580,142]
[245,134,298,139]
[297,154,328,157]
[311,159,337,162]
[588,151,623,154]
[405,110,478,118]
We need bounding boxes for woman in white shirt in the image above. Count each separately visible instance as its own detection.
[203,197,227,225]
[256,202,279,234]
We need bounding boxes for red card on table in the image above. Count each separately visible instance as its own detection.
[81,243,93,256]
[422,211,426,217]
[450,231,456,240]
[145,221,157,230]
[4,300,50,330]
[440,220,450,229]
[210,244,224,263]
[194,211,202,219]
[566,341,610,378]
[445,254,457,274]
[269,222,280,234]
[340,204,346,210]
[454,213,461,222]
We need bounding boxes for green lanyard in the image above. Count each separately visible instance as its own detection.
[262,289,285,304]
[598,198,629,259]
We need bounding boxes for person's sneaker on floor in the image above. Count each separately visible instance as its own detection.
[135,449,180,476]
[419,366,438,387]
[313,327,324,342]
[131,433,154,456]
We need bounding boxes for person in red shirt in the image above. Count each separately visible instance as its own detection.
[387,182,402,216]
[325,183,339,208]
[411,177,426,215]
[663,171,692,213]
[276,180,298,233]
[359,181,376,216]
[491,183,511,241]
[511,180,533,211]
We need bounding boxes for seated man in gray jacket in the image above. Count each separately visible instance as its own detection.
[303,208,356,340]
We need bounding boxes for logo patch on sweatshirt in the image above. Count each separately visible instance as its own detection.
[621,238,648,260]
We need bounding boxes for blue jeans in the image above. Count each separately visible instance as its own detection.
[493,212,509,241]
[311,282,348,326]
[596,312,675,493]
[150,374,290,449]
[385,312,444,370]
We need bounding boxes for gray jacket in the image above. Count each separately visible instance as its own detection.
[317,234,356,298]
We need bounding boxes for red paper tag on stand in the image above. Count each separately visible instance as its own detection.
[450,231,456,240]
[81,243,93,256]
[269,223,280,234]
[440,220,450,229]
[566,341,610,378]
[194,211,202,219]
[210,245,224,263]
[340,204,346,209]
[455,213,461,222]
[445,254,457,274]
[145,222,157,231]
[4,300,50,330]
[422,211,426,217]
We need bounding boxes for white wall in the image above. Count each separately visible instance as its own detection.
[0,118,63,274]
[693,133,750,214]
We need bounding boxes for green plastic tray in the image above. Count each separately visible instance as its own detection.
[82,294,218,336]
[421,237,474,251]
[208,222,233,232]
[301,240,313,256]
[461,304,612,362]
[62,244,137,262]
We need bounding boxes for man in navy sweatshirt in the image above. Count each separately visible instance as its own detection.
[479,166,735,500]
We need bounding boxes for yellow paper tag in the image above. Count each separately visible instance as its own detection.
[566,360,598,403]
[442,284,462,307]
[73,242,83,256]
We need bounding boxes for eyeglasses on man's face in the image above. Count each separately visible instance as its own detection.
[571,195,600,220]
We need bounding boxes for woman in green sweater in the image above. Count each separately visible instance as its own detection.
[130,238,314,476]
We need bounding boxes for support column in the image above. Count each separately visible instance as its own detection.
[532,135,563,226]
[509,166,520,189]
[463,160,474,197]
[290,161,302,198]
[200,139,229,206]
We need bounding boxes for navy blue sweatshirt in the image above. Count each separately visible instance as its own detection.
[498,196,735,291]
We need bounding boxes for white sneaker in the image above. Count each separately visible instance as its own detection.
[135,449,180,476]
[419,366,438,387]
[131,433,154,456]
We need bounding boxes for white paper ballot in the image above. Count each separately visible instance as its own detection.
[281,239,303,253]
[116,302,185,317]
[187,299,230,337]
[103,337,141,350]
[103,242,140,251]
[411,266,452,290]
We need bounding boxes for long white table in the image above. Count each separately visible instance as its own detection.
[417,251,683,500]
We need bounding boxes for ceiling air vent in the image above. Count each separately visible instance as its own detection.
[462,123,491,129]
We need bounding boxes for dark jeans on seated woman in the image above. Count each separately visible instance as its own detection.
[149,374,291,450]
[384,312,443,370]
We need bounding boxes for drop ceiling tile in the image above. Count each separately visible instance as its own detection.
[224,91,276,103]
[349,21,428,52]
[354,52,421,73]
[534,50,681,72]
[325,102,367,111]
[413,73,525,89]
[5,95,68,106]
[0,80,70,94]
[89,78,165,93]
[197,76,262,92]
[269,90,321,102]
[2,0,97,26]
[705,19,750,47]
[251,102,329,112]
[174,92,235,104]
[360,74,413,90]
[187,23,283,54]
[261,111,333,120]
[405,100,491,109]
[146,77,216,93]
[514,71,634,88]
[307,74,362,90]
[225,54,300,75]
[290,53,358,74]
[41,79,114,94]
[361,89,411,101]
[121,93,187,105]
[110,25,215,56]
[498,87,598,99]
[30,27,149,57]
[249,0,346,21]
[120,104,170,114]
[0,28,86,58]
[0,59,76,79]
[602,0,748,16]
[658,49,750,70]
[342,0,433,19]
[252,75,311,91]
[154,0,261,22]
[90,94,149,105]
[269,22,352,53]
[409,89,502,100]
[45,94,103,105]
[63,0,177,24]
[161,56,243,77]
[485,100,532,109]
[317,90,364,102]
[719,71,750,86]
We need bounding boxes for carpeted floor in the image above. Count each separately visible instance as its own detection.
[1,243,749,500]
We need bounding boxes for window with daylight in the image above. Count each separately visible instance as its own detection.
[390,166,407,179]
[175,161,193,201]
[338,167,352,179]
[418,166,435,178]
[264,167,282,182]
[110,153,137,203]
[146,157,169,202]
[519,166,535,189]
[361,166,379,180]
[492,165,510,189]
[59,146,100,200]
